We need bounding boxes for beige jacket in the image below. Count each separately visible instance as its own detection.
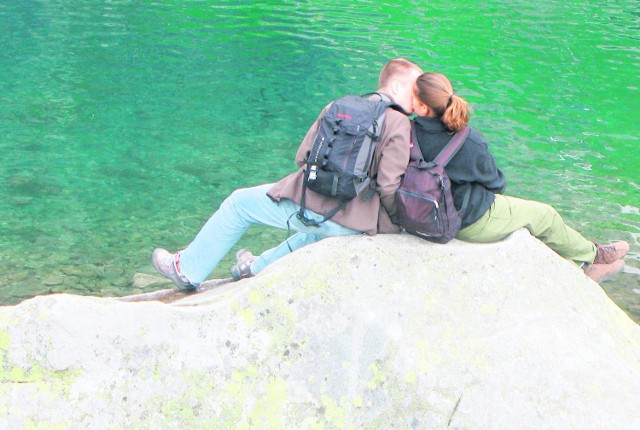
[267,95,411,235]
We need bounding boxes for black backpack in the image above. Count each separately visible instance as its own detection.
[395,124,471,243]
[298,94,405,226]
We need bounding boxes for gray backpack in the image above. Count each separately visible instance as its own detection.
[298,93,406,226]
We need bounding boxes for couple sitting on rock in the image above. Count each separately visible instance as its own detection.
[152,58,629,289]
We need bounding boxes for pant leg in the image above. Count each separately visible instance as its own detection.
[250,232,321,275]
[179,183,362,284]
[457,194,596,264]
[250,208,362,275]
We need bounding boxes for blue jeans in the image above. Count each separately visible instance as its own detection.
[179,183,362,285]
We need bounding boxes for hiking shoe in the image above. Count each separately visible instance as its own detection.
[230,248,256,281]
[583,260,625,283]
[593,241,630,264]
[152,248,195,291]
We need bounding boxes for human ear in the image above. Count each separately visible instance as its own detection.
[392,79,401,95]
[415,99,429,116]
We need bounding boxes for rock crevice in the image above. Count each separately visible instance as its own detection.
[1,230,639,429]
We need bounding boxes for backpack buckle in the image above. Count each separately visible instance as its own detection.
[296,212,320,227]
[308,165,318,181]
[367,120,380,140]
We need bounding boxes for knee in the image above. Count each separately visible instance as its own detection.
[543,202,560,219]
[224,187,258,209]
[227,187,245,201]
[534,201,562,227]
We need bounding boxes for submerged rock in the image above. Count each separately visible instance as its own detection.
[1,230,639,429]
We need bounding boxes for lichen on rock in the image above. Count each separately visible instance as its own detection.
[1,230,640,429]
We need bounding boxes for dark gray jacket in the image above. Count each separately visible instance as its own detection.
[413,116,506,228]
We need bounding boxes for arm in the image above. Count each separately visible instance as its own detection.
[475,152,506,194]
[455,130,506,194]
[375,111,411,221]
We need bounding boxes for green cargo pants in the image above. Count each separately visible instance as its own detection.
[456,194,597,264]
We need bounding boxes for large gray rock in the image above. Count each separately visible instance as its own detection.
[1,230,639,429]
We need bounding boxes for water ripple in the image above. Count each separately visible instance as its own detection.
[0,0,638,316]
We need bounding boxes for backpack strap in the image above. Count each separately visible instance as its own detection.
[434,126,472,215]
[369,91,391,102]
[351,92,406,203]
[297,175,348,227]
[363,92,411,117]
[409,123,424,161]
[433,126,470,167]
[360,92,403,202]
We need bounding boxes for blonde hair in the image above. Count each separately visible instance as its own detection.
[415,72,470,132]
[378,58,422,89]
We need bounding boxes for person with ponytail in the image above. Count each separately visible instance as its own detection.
[411,72,629,283]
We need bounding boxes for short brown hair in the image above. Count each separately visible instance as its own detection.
[378,58,422,89]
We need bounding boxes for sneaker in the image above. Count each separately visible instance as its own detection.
[583,260,625,283]
[230,248,256,281]
[593,241,630,264]
[152,248,195,291]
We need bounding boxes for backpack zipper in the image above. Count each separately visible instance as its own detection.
[398,188,443,231]
[397,189,440,210]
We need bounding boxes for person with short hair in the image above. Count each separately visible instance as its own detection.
[411,71,629,282]
[152,58,424,289]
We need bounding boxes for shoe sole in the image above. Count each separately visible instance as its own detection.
[152,248,195,291]
[152,248,167,275]
[595,261,625,283]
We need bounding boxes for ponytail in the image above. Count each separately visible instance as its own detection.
[442,94,469,132]
[415,72,471,132]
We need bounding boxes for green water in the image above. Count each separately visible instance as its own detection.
[1,1,639,318]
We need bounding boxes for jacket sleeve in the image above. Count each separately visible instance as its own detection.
[375,111,411,221]
[463,131,506,194]
[476,152,506,194]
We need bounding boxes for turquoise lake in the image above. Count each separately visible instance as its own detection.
[1,1,639,319]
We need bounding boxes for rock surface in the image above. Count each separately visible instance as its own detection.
[1,230,640,429]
